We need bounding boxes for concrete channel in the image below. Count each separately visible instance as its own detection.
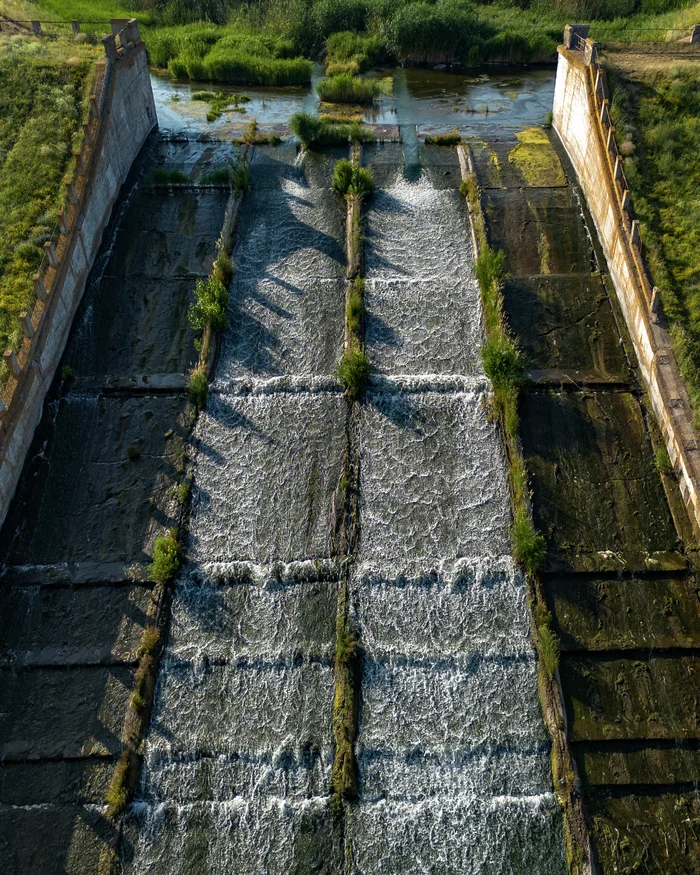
[472,127,700,874]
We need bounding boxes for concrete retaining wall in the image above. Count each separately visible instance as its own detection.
[553,36,700,539]
[0,20,156,529]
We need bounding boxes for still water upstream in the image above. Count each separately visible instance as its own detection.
[122,68,566,872]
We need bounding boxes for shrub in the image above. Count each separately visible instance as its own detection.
[188,363,209,410]
[511,508,546,575]
[481,335,523,392]
[335,347,372,400]
[150,530,181,585]
[189,276,228,333]
[317,74,379,105]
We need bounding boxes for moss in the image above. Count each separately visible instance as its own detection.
[507,126,566,188]
[655,446,673,476]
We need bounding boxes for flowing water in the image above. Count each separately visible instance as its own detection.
[120,131,567,871]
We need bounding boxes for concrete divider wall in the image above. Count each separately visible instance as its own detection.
[0,20,156,529]
[553,37,700,539]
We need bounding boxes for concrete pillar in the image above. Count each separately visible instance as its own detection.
[33,274,48,303]
[584,39,599,64]
[651,286,661,319]
[57,211,69,235]
[19,312,35,340]
[4,350,20,378]
[110,18,130,35]
[102,33,119,62]
[31,20,42,36]
[66,180,78,205]
[127,18,140,43]
[71,20,80,35]
[82,121,93,146]
[621,189,630,211]
[631,220,641,247]
[43,241,58,269]
[606,126,616,150]
[614,157,623,181]
[600,99,609,124]
[563,24,590,49]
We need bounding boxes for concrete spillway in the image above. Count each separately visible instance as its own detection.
[119,142,566,872]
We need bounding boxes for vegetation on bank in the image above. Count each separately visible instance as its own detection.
[607,61,700,427]
[0,33,97,379]
[290,112,375,148]
[22,0,700,85]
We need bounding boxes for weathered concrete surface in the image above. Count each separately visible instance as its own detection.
[0,32,156,532]
[475,113,700,875]
[553,45,700,542]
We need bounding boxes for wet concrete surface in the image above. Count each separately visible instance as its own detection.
[475,127,700,873]
[0,132,229,873]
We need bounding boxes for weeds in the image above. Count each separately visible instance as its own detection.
[150,529,180,585]
[233,158,250,194]
[347,277,364,337]
[425,130,462,146]
[152,168,191,185]
[539,625,560,679]
[332,159,375,199]
[317,73,379,105]
[105,749,130,818]
[511,508,546,575]
[290,112,375,149]
[335,347,371,400]
[332,625,359,800]
[213,251,235,287]
[655,446,673,475]
[137,625,161,658]
[481,335,524,393]
[188,363,209,410]
[199,166,234,186]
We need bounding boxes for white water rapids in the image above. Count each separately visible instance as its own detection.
[121,143,566,873]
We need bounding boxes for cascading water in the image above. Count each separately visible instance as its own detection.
[122,141,566,873]
[344,144,567,873]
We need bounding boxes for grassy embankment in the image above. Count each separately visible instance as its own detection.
[0,29,98,382]
[22,0,700,90]
[606,59,700,426]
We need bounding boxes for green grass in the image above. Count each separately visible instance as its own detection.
[290,112,376,148]
[325,29,386,73]
[654,445,673,475]
[199,166,233,186]
[213,251,234,287]
[332,624,359,801]
[152,168,190,185]
[512,507,546,575]
[317,73,379,105]
[335,346,371,400]
[150,529,180,585]
[347,277,364,337]
[425,130,462,146]
[332,158,375,198]
[188,362,208,410]
[607,61,700,427]
[480,334,524,393]
[539,625,560,678]
[105,749,131,818]
[0,34,97,379]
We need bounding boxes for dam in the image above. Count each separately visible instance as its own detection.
[0,26,699,875]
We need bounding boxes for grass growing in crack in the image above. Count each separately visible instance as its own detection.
[137,626,161,658]
[150,529,180,585]
[332,159,375,199]
[152,168,191,185]
[332,625,359,801]
[425,130,461,146]
[336,347,371,400]
[188,363,208,411]
[655,446,673,475]
[105,749,130,818]
[189,276,228,333]
[317,74,379,105]
[347,277,364,337]
[481,335,524,393]
[512,507,546,575]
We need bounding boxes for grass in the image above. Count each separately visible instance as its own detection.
[188,362,208,410]
[335,346,371,400]
[189,275,228,333]
[512,507,547,575]
[332,158,375,199]
[61,363,74,382]
[105,749,131,818]
[317,73,379,105]
[655,446,673,475]
[150,529,180,585]
[0,33,97,380]
[290,112,375,148]
[347,277,364,337]
[607,61,700,427]
[137,625,161,658]
[425,130,462,146]
[199,166,233,186]
[213,251,234,287]
[332,625,359,800]
[481,334,524,393]
[152,168,191,185]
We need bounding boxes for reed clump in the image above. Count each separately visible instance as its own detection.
[425,130,462,146]
[317,73,379,105]
[332,159,375,199]
[290,112,375,149]
[152,168,191,185]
